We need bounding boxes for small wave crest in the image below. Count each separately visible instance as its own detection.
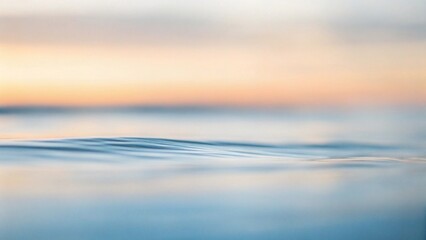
[0,137,422,165]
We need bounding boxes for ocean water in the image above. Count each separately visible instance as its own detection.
[0,106,425,240]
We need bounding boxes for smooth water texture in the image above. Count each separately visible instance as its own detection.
[0,107,425,240]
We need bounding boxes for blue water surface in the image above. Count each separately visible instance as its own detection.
[0,107,425,240]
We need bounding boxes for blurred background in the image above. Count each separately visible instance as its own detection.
[0,0,425,107]
[1,2,426,240]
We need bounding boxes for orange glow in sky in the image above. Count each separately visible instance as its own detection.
[1,40,425,106]
[0,0,425,106]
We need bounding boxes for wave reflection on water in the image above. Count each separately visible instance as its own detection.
[0,137,423,164]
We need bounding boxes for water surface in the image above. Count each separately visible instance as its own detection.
[0,107,425,239]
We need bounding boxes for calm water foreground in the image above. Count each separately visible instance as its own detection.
[0,107,425,240]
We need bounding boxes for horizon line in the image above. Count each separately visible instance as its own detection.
[0,103,424,112]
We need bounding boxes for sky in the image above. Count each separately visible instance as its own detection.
[0,0,425,106]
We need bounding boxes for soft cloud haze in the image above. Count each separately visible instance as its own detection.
[0,0,425,106]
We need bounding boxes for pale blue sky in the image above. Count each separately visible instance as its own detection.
[0,0,425,46]
[1,0,425,22]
